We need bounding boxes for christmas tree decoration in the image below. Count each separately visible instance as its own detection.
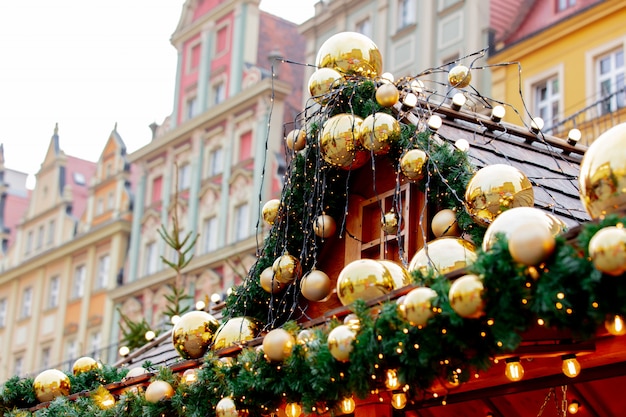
[431,208,460,237]
[300,269,332,301]
[260,266,283,294]
[448,64,471,88]
[145,380,175,403]
[320,113,368,169]
[308,67,344,104]
[92,386,116,409]
[381,209,399,234]
[33,369,71,403]
[375,83,400,107]
[315,31,383,78]
[327,324,356,362]
[378,260,411,290]
[465,164,534,227]
[262,199,281,225]
[262,328,295,362]
[182,368,198,384]
[285,129,307,152]
[72,356,100,376]
[172,310,219,359]
[216,396,239,417]
[360,112,401,154]
[272,252,302,284]
[285,402,303,417]
[408,237,477,276]
[448,274,485,319]
[605,314,626,336]
[124,366,148,380]
[579,123,626,219]
[212,317,260,351]
[336,259,394,306]
[400,149,427,181]
[313,213,337,238]
[400,286,438,327]
[508,222,556,266]
[588,225,626,276]
[339,396,356,414]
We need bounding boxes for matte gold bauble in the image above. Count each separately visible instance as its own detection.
[259,266,283,294]
[336,259,395,306]
[262,328,295,362]
[272,252,302,284]
[579,122,626,219]
[262,199,281,225]
[172,310,220,359]
[216,397,239,417]
[401,287,438,327]
[327,324,356,362]
[308,67,344,104]
[381,210,399,234]
[72,356,99,375]
[431,209,460,237]
[448,274,485,318]
[314,214,337,238]
[378,260,411,290]
[482,207,566,251]
[400,149,428,181]
[320,113,366,169]
[361,112,401,154]
[33,369,71,403]
[588,226,626,276]
[408,237,477,276]
[448,65,471,88]
[300,269,332,301]
[212,317,260,351]
[375,83,400,107]
[145,380,175,403]
[508,223,556,266]
[124,366,148,380]
[465,164,534,227]
[315,31,383,78]
[285,129,307,152]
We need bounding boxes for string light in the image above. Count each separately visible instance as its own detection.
[118,346,130,357]
[567,128,582,146]
[530,117,544,133]
[561,354,581,378]
[504,357,524,381]
[391,392,407,409]
[385,369,401,390]
[285,402,302,417]
[605,314,626,335]
[339,396,355,414]
[171,315,181,325]
[451,92,466,111]
[568,400,580,414]
[144,330,156,341]
[490,105,506,122]
[195,300,206,310]
[428,115,443,131]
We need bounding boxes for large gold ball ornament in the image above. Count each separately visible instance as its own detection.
[336,259,395,306]
[285,129,307,152]
[401,287,438,327]
[272,252,302,284]
[381,210,399,234]
[579,123,626,219]
[508,222,556,265]
[588,226,626,276]
[431,209,460,237]
[314,214,337,238]
[259,266,283,294]
[124,367,148,380]
[408,238,477,276]
[361,112,401,155]
[263,328,295,362]
[308,67,344,104]
[400,149,428,181]
[145,380,175,403]
[375,83,400,107]
[320,113,367,169]
[212,317,260,351]
[448,65,471,88]
[378,260,411,290]
[262,199,281,225]
[33,369,71,403]
[72,356,100,375]
[464,164,534,227]
[300,269,332,301]
[449,274,485,319]
[216,397,239,417]
[172,310,220,359]
[316,31,383,78]
[327,324,356,362]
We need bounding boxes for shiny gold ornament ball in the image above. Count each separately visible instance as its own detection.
[400,149,428,181]
[361,112,401,155]
[327,324,356,362]
[124,366,148,380]
[72,356,99,375]
[272,252,302,284]
[216,397,239,417]
[336,259,395,306]
[448,274,485,319]
[300,269,332,301]
[448,65,471,88]
[285,129,307,152]
[259,266,283,294]
[508,223,556,266]
[381,210,399,234]
[375,83,400,107]
[262,199,281,225]
[315,31,383,78]
[263,328,295,362]
[431,209,460,237]
[589,226,626,276]
[33,369,71,403]
[308,67,344,104]
[172,310,220,359]
[314,214,337,238]
[144,380,175,403]
[408,237,477,276]
[378,260,411,290]
[465,164,534,227]
[212,317,260,351]
[401,287,438,327]
[579,123,626,219]
[320,113,369,169]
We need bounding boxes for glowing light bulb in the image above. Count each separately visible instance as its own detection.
[567,128,581,146]
[455,139,470,152]
[182,368,198,384]
[428,115,443,131]
[568,400,580,414]
[403,92,418,108]
[118,346,130,357]
[339,396,355,414]
[451,92,466,110]
[530,117,544,133]
[195,300,206,310]
[144,330,156,341]
[285,402,302,417]
[504,357,524,382]
[491,105,506,122]
[385,369,401,390]
[211,293,222,303]
[391,392,407,409]
[171,315,181,325]
[605,314,626,336]
[562,354,581,378]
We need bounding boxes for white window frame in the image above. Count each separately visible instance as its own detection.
[48,276,60,309]
[26,230,33,254]
[186,95,198,120]
[524,64,564,129]
[107,192,114,210]
[47,220,55,245]
[438,10,463,50]
[0,298,7,327]
[95,254,110,290]
[208,146,224,177]
[557,0,576,12]
[145,241,158,275]
[96,197,104,215]
[21,287,32,319]
[186,39,202,74]
[14,356,23,377]
[203,216,218,253]
[355,16,372,39]
[534,76,561,131]
[89,331,101,356]
[66,339,77,365]
[397,0,416,31]
[72,265,86,299]
[232,203,250,242]
[597,48,625,115]
[40,346,51,369]
[214,22,231,58]
[178,164,192,191]
[212,80,226,105]
[585,39,626,114]
[36,225,44,249]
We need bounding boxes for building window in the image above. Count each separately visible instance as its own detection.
[355,17,372,39]
[96,198,104,215]
[213,82,226,105]
[178,164,191,191]
[151,176,163,203]
[36,225,44,249]
[66,340,77,367]
[0,298,7,328]
[14,356,23,377]
[107,192,114,210]
[556,0,575,11]
[72,265,86,299]
[95,254,110,290]
[397,0,416,30]
[26,230,33,254]
[597,48,625,115]
[40,347,51,369]
[208,147,223,177]
[216,25,229,55]
[47,220,55,245]
[203,216,218,253]
[233,203,250,242]
[239,131,252,161]
[186,96,198,120]
[21,287,32,319]
[105,163,112,178]
[145,242,158,275]
[534,76,560,130]
[190,42,201,72]
[48,276,60,309]
[89,331,101,356]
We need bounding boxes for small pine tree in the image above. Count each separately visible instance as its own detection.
[118,308,159,351]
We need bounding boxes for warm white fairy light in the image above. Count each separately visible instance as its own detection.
[491,105,506,122]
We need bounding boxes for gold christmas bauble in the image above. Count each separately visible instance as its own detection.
[401,287,438,327]
[296,329,316,345]
[375,83,400,107]
[465,164,534,227]
[272,252,302,284]
[378,260,411,290]
[589,226,626,276]
[508,222,556,265]
[431,209,460,237]
[33,369,71,403]
[124,367,148,379]
[145,380,175,403]
[300,269,332,301]
[448,274,485,319]
[314,214,337,238]
[212,317,260,351]
[320,113,368,169]
[315,31,383,78]
[381,210,399,234]
[172,310,220,359]
[259,266,283,294]
[360,112,400,155]
[327,324,356,362]
[72,356,99,375]
[448,65,471,88]
[579,123,626,219]
[308,67,344,104]
[336,259,395,306]
[400,149,428,181]
[482,207,566,252]
[262,199,281,225]
[262,328,295,362]
[216,397,239,417]
[408,237,477,276]
[285,129,307,152]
